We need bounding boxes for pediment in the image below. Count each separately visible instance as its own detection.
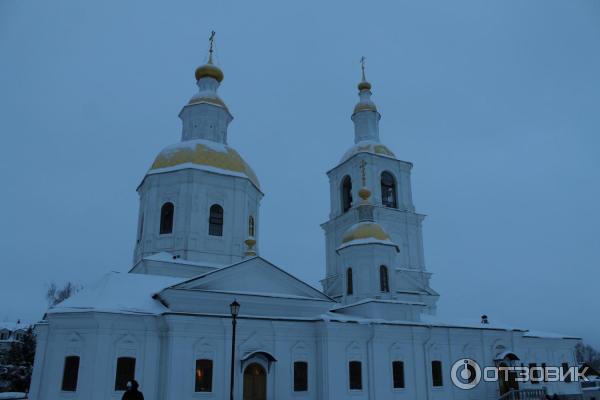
[171,257,331,301]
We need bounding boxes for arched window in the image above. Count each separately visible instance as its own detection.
[349,361,362,390]
[381,172,397,208]
[346,268,353,295]
[380,265,390,293]
[114,357,136,391]
[431,360,443,387]
[61,355,80,392]
[208,204,224,236]
[159,202,174,234]
[248,216,255,237]
[293,361,308,392]
[195,359,213,392]
[341,175,353,213]
[392,360,405,389]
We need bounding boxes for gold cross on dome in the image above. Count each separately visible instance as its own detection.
[359,159,367,186]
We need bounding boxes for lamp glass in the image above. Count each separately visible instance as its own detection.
[230,300,240,317]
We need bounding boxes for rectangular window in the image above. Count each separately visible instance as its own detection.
[114,357,136,391]
[61,356,80,392]
[293,361,308,392]
[431,360,443,387]
[195,359,213,392]
[349,361,362,390]
[392,360,405,389]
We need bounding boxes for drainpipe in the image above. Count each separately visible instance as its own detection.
[367,324,376,400]
[422,324,433,400]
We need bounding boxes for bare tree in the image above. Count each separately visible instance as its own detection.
[575,342,600,370]
[46,282,81,307]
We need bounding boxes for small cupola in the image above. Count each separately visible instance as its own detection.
[338,188,399,252]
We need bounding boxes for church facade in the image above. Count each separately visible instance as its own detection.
[29,47,582,400]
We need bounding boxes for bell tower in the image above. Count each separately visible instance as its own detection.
[132,33,263,277]
[321,60,438,313]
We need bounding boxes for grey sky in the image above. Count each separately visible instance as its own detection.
[1,0,599,347]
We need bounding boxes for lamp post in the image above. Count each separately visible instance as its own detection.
[229,300,240,400]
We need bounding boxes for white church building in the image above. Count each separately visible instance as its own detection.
[29,44,583,400]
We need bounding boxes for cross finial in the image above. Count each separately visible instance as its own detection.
[208,30,216,63]
[359,159,367,186]
[360,56,367,81]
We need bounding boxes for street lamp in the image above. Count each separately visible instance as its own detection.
[229,300,240,400]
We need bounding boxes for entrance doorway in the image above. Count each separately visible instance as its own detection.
[498,362,519,395]
[243,363,267,400]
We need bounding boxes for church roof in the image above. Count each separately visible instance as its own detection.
[48,272,185,316]
[168,256,333,302]
[340,140,396,163]
[146,138,260,189]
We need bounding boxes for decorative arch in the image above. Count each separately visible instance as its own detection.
[291,342,309,393]
[341,175,353,213]
[389,342,407,389]
[346,342,364,391]
[112,334,139,392]
[380,171,398,208]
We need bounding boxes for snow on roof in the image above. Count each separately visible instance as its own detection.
[330,298,427,312]
[48,272,185,316]
[421,314,526,331]
[337,237,398,251]
[0,322,29,331]
[522,329,579,340]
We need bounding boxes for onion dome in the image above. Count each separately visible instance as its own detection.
[358,80,372,91]
[194,32,224,82]
[148,139,260,189]
[195,60,224,82]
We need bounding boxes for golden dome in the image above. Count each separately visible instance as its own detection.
[149,140,260,188]
[195,62,224,82]
[358,81,372,91]
[341,221,390,244]
[340,141,396,163]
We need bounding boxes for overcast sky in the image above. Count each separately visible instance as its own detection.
[1,0,599,347]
